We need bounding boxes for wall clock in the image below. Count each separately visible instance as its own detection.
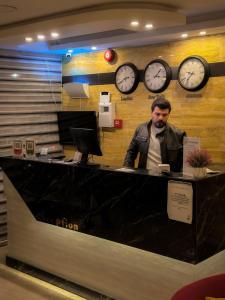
[115,63,139,94]
[178,55,210,91]
[144,59,172,93]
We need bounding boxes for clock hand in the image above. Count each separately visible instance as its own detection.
[117,76,129,84]
[153,69,161,78]
[186,71,194,82]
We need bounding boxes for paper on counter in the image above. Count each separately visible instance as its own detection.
[167,180,193,224]
[116,167,135,172]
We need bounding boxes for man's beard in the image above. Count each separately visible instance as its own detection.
[154,121,166,128]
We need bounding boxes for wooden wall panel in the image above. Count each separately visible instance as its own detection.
[0,168,7,246]
[62,34,225,166]
[0,49,62,158]
[0,49,63,246]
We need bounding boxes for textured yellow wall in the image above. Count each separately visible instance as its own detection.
[62,34,225,167]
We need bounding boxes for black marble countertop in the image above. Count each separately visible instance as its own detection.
[1,156,225,264]
[9,156,225,181]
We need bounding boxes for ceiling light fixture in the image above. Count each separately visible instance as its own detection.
[25,37,33,42]
[37,34,45,40]
[145,24,153,29]
[199,31,206,36]
[51,32,59,38]
[181,33,188,38]
[131,21,139,27]
[68,49,73,53]
[91,46,97,50]
[11,73,18,78]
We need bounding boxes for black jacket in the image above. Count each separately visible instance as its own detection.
[123,121,186,172]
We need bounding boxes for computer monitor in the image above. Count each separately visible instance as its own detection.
[57,111,98,146]
[70,127,102,164]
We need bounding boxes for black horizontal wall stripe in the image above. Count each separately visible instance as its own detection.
[62,61,225,85]
[62,72,115,85]
[209,62,225,77]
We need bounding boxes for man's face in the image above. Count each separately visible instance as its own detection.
[151,106,170,128]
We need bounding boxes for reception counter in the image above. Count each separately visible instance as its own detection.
[1,156,225,299]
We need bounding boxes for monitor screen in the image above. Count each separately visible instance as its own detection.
[57,111,98,145]
[70,127,102,164]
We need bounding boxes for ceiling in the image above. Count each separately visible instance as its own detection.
[0,0,225,54]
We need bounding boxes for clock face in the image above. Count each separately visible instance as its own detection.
[144,59,172,93]
[178,56,209,91]
[115,63,139,94]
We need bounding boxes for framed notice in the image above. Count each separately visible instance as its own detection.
[167,180,193,224]
[12,140,23,157]
[25,140,35,157]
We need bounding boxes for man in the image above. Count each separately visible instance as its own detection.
[123,96,186,172]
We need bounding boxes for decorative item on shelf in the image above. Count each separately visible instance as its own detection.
[12,140,23,157]
[25,140,36,157]
[186,149,212,178]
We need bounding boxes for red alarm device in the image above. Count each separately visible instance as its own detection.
[104,49,115,62]
[114,119,123,129]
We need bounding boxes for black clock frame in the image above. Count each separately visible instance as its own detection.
[115,62,139,94]
[177,55,210,91]
[144,59,172,93]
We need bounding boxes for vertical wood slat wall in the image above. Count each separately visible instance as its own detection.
[0,167,7,246]
[0,49,62,246]
[0,49,62,157]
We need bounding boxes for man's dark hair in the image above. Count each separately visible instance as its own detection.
[151,96,171,112]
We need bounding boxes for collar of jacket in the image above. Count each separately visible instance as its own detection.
[147,120,167,137]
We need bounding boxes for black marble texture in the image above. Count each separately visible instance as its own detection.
[1,157,225,264]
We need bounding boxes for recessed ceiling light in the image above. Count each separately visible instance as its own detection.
[25,37,33,42]
[37,34,45,40]
[199,31,206,36]
[131,21,139,27]
[11,73,18,78]
[181,33,188,38]
[68,49,73,53]
[91,46,97,50]
[145,24,153,29]
[51,32,59,38]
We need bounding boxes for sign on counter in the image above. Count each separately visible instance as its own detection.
[167,180,193,224]
[183,136,200,177]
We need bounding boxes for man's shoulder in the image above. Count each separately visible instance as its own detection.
[136,122,149,130]
[167,123,185,136]
[134,122,149,137]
